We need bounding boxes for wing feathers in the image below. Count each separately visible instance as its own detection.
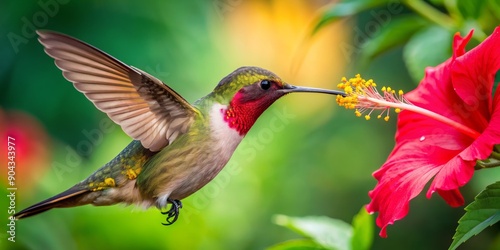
[38,30,198,151]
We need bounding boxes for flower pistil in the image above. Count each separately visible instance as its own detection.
[336,74,481,140]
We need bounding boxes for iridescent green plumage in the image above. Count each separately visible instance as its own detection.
[205,66,282,104]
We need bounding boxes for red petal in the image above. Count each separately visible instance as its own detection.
[452,30,473,59]
[366,134,467,237]
[462,102,500,162]
[436,189,464,207]
[426,154,475,201]
[452,27,500,128]
[367,142,442,237]
[368,26,500,237]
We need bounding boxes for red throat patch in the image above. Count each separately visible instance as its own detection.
[222,92,274,135]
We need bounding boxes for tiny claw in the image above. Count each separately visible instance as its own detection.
[161,199,182,226]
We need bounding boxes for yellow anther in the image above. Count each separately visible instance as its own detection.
[104,177,116,187]
[336,74,408,123]
[345,86,353,93]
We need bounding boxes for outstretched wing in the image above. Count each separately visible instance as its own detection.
[38,30,199,151]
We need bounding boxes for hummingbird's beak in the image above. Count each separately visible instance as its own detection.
[281,84,346,96]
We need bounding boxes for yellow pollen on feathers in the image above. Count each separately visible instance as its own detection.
[104,178,116,187]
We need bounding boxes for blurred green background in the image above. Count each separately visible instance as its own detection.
[1,0,499,249]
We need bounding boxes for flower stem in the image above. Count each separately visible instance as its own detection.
[403,0,456,30]
[443,0,462,22]
[362,96,481,139]
[476,145,500,170]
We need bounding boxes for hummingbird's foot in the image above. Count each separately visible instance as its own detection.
[161,199,183,226]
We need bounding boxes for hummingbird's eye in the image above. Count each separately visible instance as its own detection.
[260,80,272,90]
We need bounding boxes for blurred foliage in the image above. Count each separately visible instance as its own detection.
[269,207,373,250]
[313,0,500,82]
[0,0,499,250]
[271,215,353,250]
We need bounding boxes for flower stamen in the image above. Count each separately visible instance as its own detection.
[335,74,481,139]
[336,74,406,122]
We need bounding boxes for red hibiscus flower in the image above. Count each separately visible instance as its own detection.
[336,26,500,237]
[0,109,51,191]
[366,27,500,237]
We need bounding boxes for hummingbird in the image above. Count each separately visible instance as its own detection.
[14,30,344,225]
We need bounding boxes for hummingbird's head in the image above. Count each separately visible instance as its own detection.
[211,66,344,135]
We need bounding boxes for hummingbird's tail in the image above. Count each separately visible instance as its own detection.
[13,187,90,219]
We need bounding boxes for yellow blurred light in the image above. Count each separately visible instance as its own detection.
[218,0,350,124]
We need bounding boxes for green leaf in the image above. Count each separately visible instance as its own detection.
[490,0,500,21]
[428,0,445,5]
[351,207,374,250]
[312,0,391,35]
[266,239,326,250]
[360,15,429,64]
[403,25,452,83]
[449,181,500,250]
[273,215,353,250]
[457,0,486,19]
